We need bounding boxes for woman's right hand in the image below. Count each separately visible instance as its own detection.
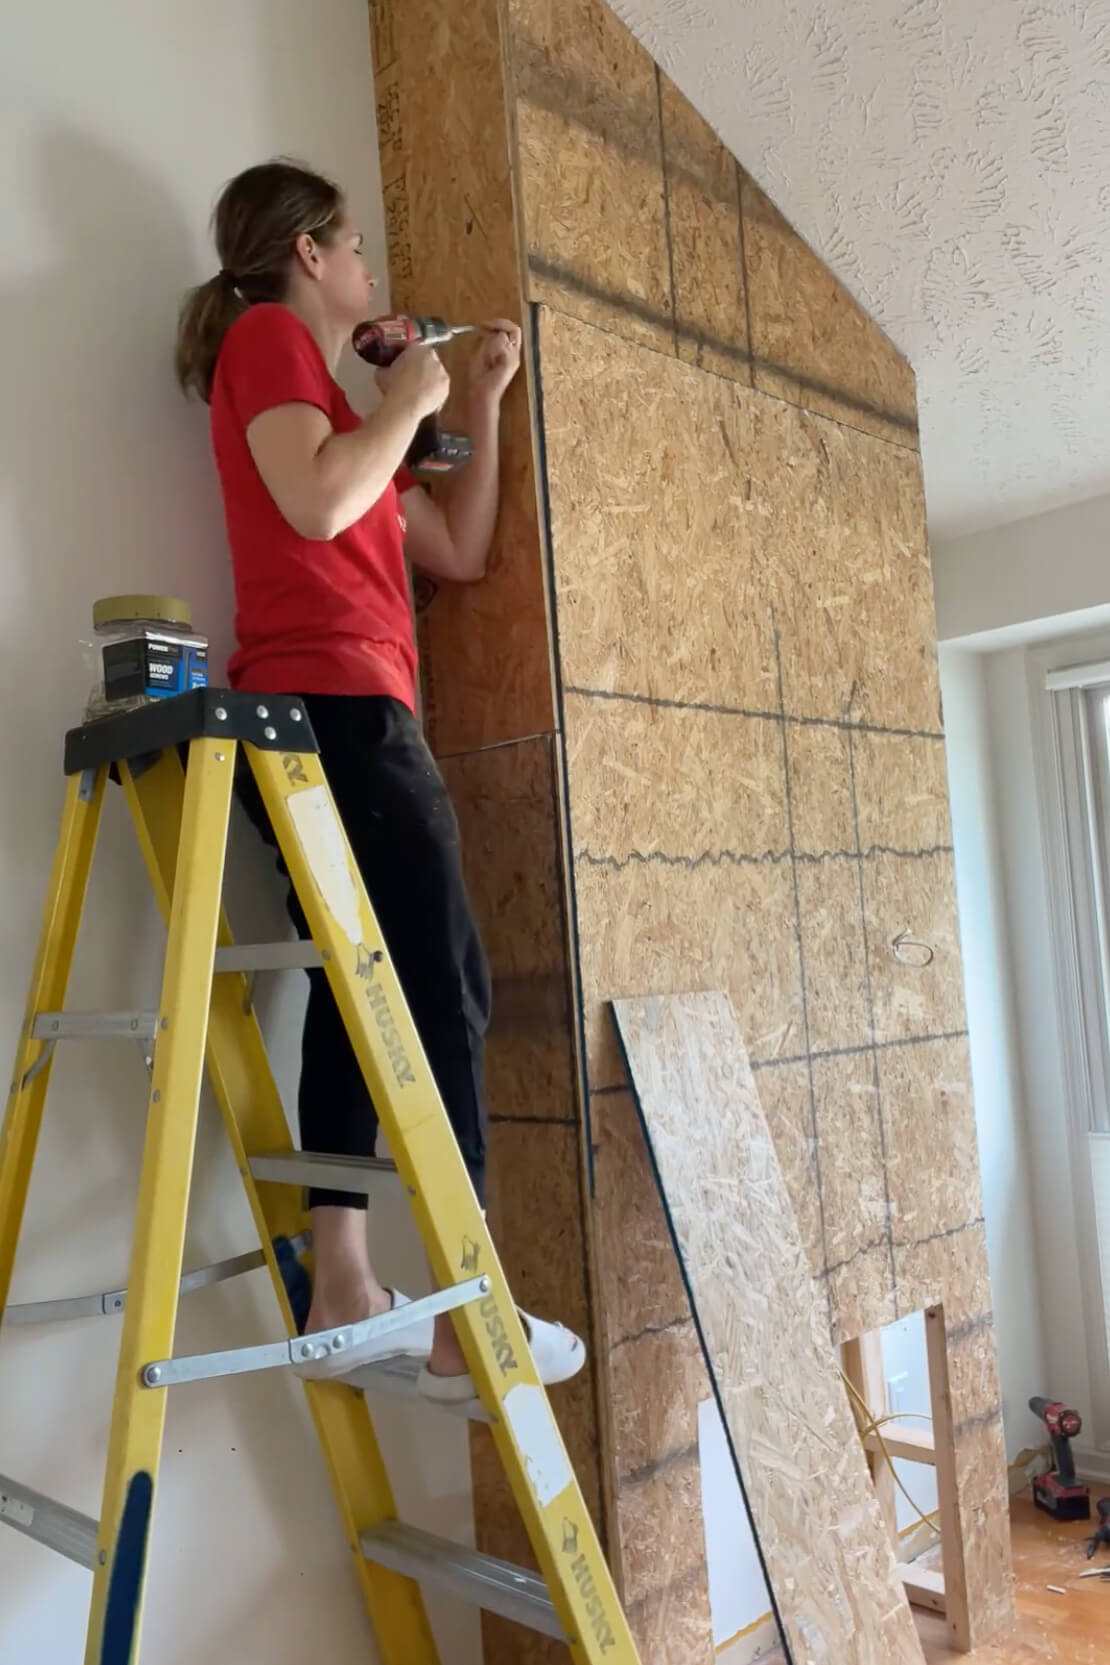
[377,343,449,418]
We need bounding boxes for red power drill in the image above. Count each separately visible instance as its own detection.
[1029,1397,1091,1521]
[352,314,475,475]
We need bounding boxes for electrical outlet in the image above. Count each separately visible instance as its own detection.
[886,1370,909,1413]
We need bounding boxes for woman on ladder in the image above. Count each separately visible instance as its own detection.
[175,158,583,1406]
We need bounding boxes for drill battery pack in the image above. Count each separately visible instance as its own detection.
[1033,1470,1091,1522]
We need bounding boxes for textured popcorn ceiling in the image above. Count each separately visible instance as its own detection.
[610,0,1110,538]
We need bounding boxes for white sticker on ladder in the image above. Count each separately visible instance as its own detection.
[501,1384,572,1508]
[286,786,363,947]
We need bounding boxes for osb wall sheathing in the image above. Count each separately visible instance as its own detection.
[370,0,554,754]
[370,9,604,1661]
[371,0,1014,1654]
[539,302,1012,1650]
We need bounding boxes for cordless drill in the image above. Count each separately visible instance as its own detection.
[352,314,474,475]
[1088,1497,1110,1559]
[1029,1397,1091,1521]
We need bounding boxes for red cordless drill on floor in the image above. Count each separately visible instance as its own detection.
[1029,1397,1091,1521]
[352,314,475,475]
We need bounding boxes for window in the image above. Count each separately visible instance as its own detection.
[1047,669,1110,1136]
[1039,646,1110,1439]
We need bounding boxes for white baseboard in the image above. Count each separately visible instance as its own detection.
[1075,1442,1110,1487]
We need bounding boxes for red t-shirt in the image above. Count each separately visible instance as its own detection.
[211,302,418,707]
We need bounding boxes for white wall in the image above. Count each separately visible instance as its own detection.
[937,649,1047,1457]
[0,6,476,1660]
[933,506,1110,1480]
[934,492,1110,647]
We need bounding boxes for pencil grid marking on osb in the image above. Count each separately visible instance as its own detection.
[370,0,554,755]
[614,993,928,1665]
[536,301,1013,1647]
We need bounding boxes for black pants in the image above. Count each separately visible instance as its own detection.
[238,694,490,1209]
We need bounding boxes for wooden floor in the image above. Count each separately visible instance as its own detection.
[723,1492,1108,1664]
[915,1493,1107,1663]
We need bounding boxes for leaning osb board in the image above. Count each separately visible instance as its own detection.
[439,737,603,1665]
[741,176,919,450]
[614,993,926,1665]
[369,0,554,753]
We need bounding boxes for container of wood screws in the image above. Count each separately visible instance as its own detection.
[83,594,209,720]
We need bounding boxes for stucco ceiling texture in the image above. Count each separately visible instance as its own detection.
[611,0,1110,539]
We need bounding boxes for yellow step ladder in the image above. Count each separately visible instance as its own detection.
[0,688,640,1665]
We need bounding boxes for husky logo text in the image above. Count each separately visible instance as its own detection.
[354,943,415,1086]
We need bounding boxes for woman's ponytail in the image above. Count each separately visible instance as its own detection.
[174,272,246,403]
[174,159,343,404]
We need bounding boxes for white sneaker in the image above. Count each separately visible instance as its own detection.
[417,1311,586,1408]
[293,1290,434,1382]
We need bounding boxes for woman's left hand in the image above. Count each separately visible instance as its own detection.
[468,319,522,407]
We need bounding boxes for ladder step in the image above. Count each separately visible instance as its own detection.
[213,941,322,974]
[31,1010,158,1041]
[4,1233,309,1327]
[344,1354,491,1423]
[249,1151,398,1192]
[359,1521,565,1640]
[0,1473,98,1569]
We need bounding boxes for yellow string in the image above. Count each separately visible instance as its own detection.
[839,1369,941,1538]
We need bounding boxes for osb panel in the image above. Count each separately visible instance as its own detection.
[659,77,750,382]
[829,1242,898,1348]
[795,859,871,1055]
[538,307,777,711]
[509,0,672,352]
[854,732,954,855]
[591,1089,689,1345]
[439,738,575,1122]
[879,1036,984,1253]
[770,434,941,734]
[862,851,966,1043]
[573,853,801,1088]
[371,0,554,753]
[617,1449,708,1609]
[564,693,787,869]
[593,1094,715,1658]
[539,306,939,736]
[811,1054,891,1300]
[741,174,919,450]
[614,993,924,1665]
[754,1061,824,1278]
[787,723,855,857]
[606,1319,707,1481]
[626,1571,717,1665]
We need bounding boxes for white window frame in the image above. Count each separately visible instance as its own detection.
[1029,632,1110,1443]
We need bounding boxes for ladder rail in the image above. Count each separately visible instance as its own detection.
[250,742,643,1664]
[121,745,442,1665]
[84,740,235,1665]
[0,767,106,1327]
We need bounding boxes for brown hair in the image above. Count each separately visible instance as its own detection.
[174,159,344,402]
